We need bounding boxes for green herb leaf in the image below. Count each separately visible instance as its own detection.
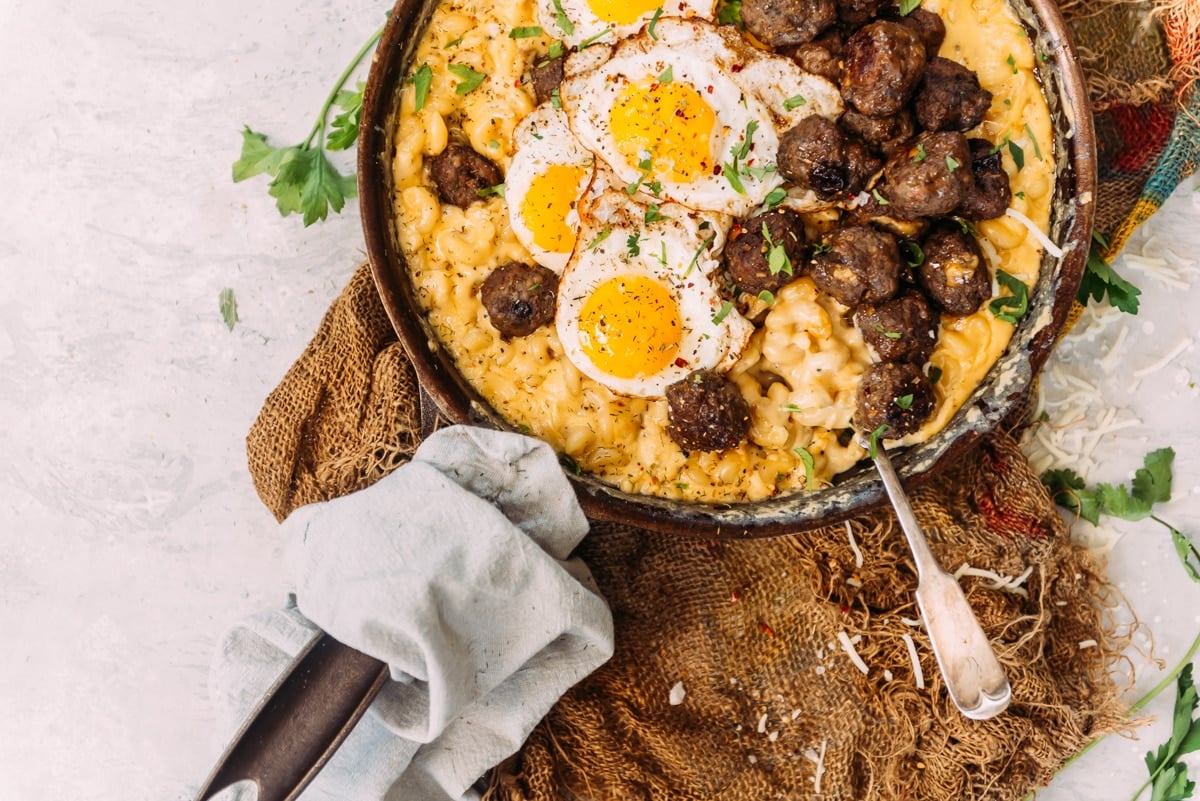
[586,227,612,250]
[411,63,433,112]
[546,40,565,59]
[1006,53,1017,73]
[988,269,1029,324]
[644,203,669,223]
[551,0,575,34]
[764,187,788,208]
[580,27,613,47]
[758,289,775,306]
[872,188,890,206]
[868,424,889,459]
[326,82,365,151]
[232,127,293,182]
[1079,233,1141,314]
[894,393,914,410]
[928,365,942,384]
[444,36,463,48]
[712,300,735,324]
[1024,123,1044,160]
[509,25,544,38]
[648,6,664,38]
[898,0,921,14]
[1042,468,1102,525]
[762,222,793,276]
[550,86,563,109]
[794,446,816,488]
[476,183,506,198]
[901,240,924,268]
[658,65,674,83]
[723,162,746,194]
[1008,139,1025,170]
[626,233,642,257]
[874,324,902,340]
[448,63,486,94]
[783,94,807,111]
[1137,664,1200,801]
[219,288,239,331]
[723,121,760,194]
[716,0,743,25]
[945,154,960,172]
[913,142,927,162]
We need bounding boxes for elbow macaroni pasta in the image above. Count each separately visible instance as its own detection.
[391,0,1055,503]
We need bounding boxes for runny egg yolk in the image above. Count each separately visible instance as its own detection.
[521,164,588,255]
[577,275,682,378]
[586,0,666,24]
[610,78,716,185]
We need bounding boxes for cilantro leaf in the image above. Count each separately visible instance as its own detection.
[794,446,816,488]
[273,146,358,226]
[988,269,1029,324]
[448,63,486,94]
[232,127,293,182]
[716,0,743,25]
[410,63,433,112]
[1137,664,1200,801]
[1042,468,1101,525]
[326,82,365,151]
[898,0,921,14]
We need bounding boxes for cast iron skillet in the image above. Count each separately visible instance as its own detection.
[359,0,1095,538]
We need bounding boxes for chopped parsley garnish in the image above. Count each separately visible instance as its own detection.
[550,86,562,109]
[712,300,735,324]
[894,393,914,410]
[945,154,960,172]
[648,6,665,38]
[928,365,942,384]
[686,232,718,275]
[580,27,613,47]
[716,0,743,26]
[448,63,486,95]
[410,63,433,112]
[868,424,889,459]
[913,142,927,162]
[794,446,816,488]
[988,269,1029,324]
[509,26,544,39]
[219,288,239,331]
[872,188,890,206]
[659,240,668,266]
[900,240,924,268]
[723,120,760,195]
[812,241,832,255]
[1023,123,1044,160]
[551,0,575,35]
[626,233,642,257]
[758,289,775,306]
[586,227,612,250]
[764,187,788,208]
[476,183,506,198]
[874,324,902,339]
[546,40,565,59]
[898,0,921,14]
[783,94,807,111]
[658,65,674,83]
[444,36,463,48]
[644,203,669,223]
[762,222,793,276]
[1006,53,1017,73]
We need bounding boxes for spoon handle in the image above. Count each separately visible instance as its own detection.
[872,443,1012,720]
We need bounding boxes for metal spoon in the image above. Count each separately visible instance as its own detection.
[867,435,1012,720]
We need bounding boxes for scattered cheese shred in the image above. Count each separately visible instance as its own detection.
[804,737,829,793]
[1005,206,1064,259]
[1079,639,1098,649]
[846,521,863,568]
[1132,337,1194,377]
[757,712,769,733]
[838,630,869,674]
[903,632,925,690]
[953,563,1034,596]
[669,681,686,705]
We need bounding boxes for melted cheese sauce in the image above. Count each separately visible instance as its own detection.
[390,0,1055,503]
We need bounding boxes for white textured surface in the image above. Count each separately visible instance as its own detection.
[0,2,1197,800]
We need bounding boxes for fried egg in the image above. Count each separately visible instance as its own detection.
[556,190,751,397]
[560,19,844,218]
[506,105,598,272]
[537,0,717,49]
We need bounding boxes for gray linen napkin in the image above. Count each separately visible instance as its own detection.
[208,426,615,801]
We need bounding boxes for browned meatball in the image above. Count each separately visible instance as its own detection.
[855,289,939,363]
[778,116,881,201]
[837,0,885,27]
[428,145,504,208]
[810,225,902,307]
[856,361,936,437]
[783,30,844,83]
[956,138,1012,220]
[841,21,927,117]
[723,209,808,296]
[839,108,915,159]
[914,57,992,132]
[666,371,752,452]
[878,130,973,218]
[741,0,837,47]
[480,262,558,338]
[897,7,945,57]
[530,55,564,106]
[918,225,992,315]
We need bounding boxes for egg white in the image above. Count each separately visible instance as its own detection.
[559,18,844,218]
[556,190,751,397]
[506,105,599,272]
[537,0,717,49]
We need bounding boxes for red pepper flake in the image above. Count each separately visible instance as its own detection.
[731,64,744,72]
[759,620,776,638]
[730,590,741,603]
[705,539,724,560]
[674,357,690,368]
[840,604,850,614]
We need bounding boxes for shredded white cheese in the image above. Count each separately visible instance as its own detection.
[1078,639,1098,649]
[1132,337,1194,378]
[669,681,686,705]
[838,630,869,674]
[791,707,802,720]
[903,632,925,690]
[901,616,922,627]
[884,669,894,681]
[757,712,769,733]
[768,730,779,742]
[804,737,829,793]
[953,563,1034,596]
[846,521,863,568]
[1005,206,1064,259]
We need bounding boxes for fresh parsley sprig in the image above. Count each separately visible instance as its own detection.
[1042,447,1200,582]
[1135,663,1200,801]
[232,20,386,226]
[1080,231,1142,314]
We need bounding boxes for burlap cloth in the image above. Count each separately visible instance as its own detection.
[245,2,1200,798]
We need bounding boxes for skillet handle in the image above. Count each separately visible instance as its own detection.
[194,633,390,801]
